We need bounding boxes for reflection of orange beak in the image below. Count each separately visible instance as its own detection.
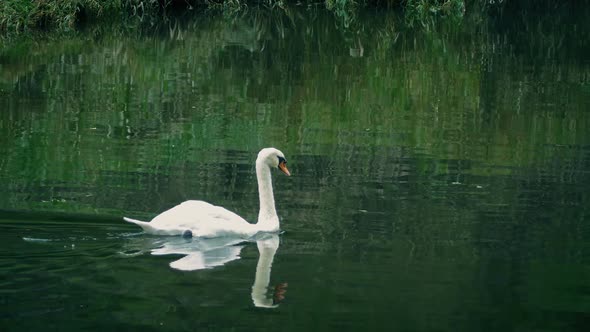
[278,161,291,176]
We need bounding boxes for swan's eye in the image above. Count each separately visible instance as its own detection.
[277,156,286,165]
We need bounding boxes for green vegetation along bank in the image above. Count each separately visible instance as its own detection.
[0,0,525,35]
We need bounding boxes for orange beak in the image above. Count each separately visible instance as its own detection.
[278,161,291,176]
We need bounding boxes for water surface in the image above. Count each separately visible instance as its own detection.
[1,8,590,331]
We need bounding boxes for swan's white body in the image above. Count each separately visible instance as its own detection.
[124,148,290,238]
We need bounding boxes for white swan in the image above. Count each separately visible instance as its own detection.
[123,147,290,238]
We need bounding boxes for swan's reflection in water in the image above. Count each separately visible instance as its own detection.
[151,236,246,271]
[251,235,287,308]
[124,233,285,308]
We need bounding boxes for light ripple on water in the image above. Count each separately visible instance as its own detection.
[22,237,55,243]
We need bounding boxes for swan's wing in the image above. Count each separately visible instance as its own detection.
[123,217,183,235]
[149,200,254,237]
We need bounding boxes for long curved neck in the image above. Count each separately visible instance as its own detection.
[256,160,278,229]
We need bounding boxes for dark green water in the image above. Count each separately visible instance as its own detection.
[1,7,590,331]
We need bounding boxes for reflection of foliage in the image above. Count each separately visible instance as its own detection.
[0,8,589,223]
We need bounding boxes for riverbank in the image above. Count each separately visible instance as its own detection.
[0,0,478,35]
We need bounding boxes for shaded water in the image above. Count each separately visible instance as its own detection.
[1,7,590,331]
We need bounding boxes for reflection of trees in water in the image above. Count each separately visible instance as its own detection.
[0,7,588,230]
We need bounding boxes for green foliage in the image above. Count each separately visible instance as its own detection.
[0,0,163,34]
[0,0,474,36]
[0,0,35,33]
[403,0,465,26]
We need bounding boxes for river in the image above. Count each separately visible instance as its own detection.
[1,7,589,332]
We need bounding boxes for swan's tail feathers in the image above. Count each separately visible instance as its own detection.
[124,217,155,233]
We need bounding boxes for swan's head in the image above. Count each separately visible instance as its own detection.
[257,148,291,176]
